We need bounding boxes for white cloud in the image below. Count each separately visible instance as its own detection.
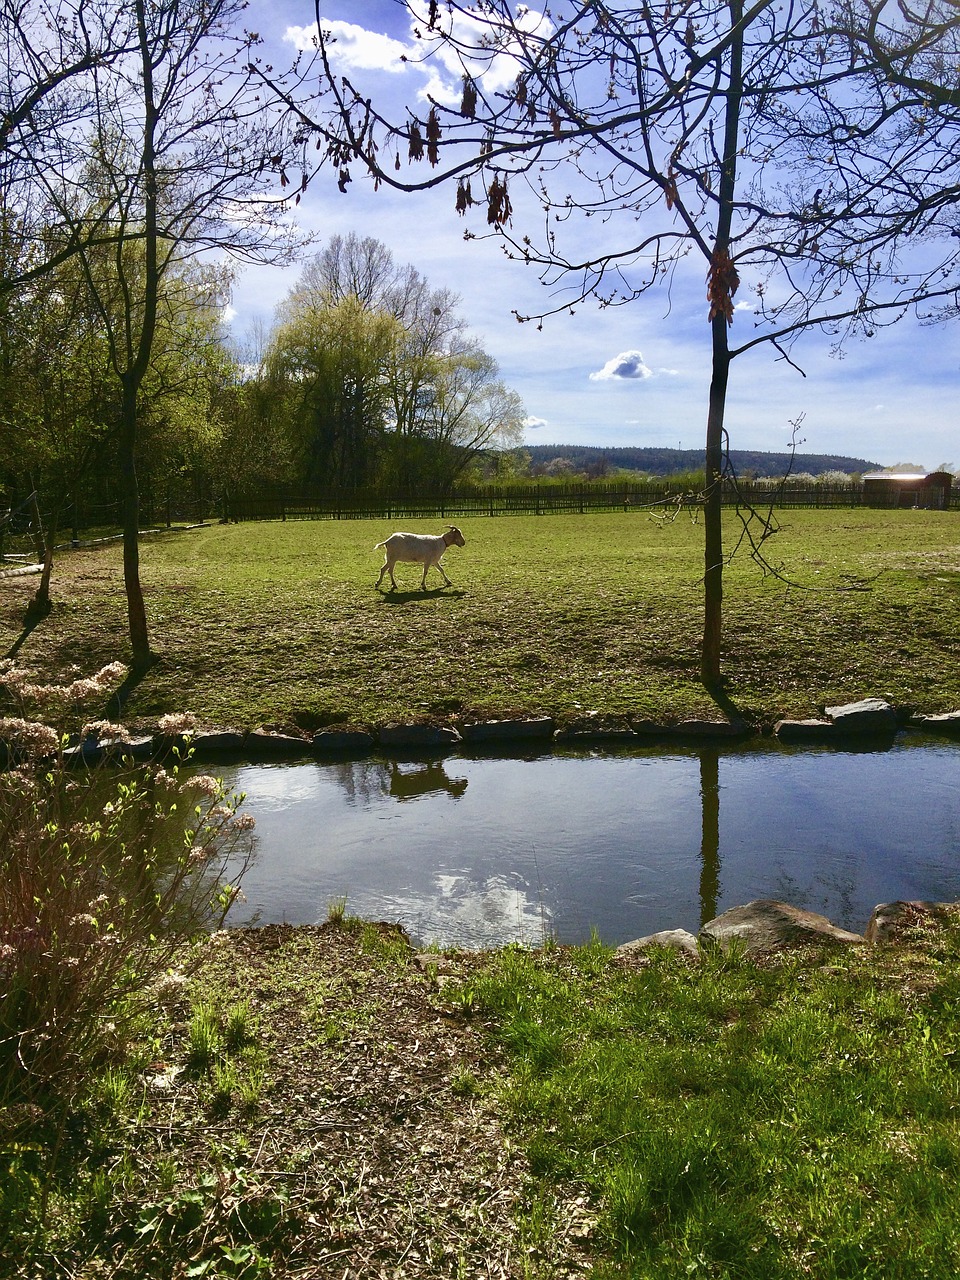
[523,415,548,429]
[590,350,654,381]
[286,8,554,106]
[417,5,554,101]
[285,21,410,72]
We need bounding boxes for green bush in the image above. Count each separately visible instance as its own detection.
[0,664,255,1114]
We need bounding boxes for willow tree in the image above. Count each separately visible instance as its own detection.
[265,234,525,494]
[283,0,960,689]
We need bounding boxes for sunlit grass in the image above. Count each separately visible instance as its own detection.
[1,509,958,729]
[471,933,960,1277]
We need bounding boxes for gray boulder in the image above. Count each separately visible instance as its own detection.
[244,730,313,758]
[461,718,554,743]
[824,698,897,734]
[190,730,247,759]
[378,723,461,749]
[909,711,960,736]
[667,719,751,739]
[313,729,376,754]
[865,900,960,945]
[700,899,863,953]
[617,929,700,958]
[773,718,836,743]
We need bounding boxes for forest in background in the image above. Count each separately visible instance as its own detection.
[520,445,881,479]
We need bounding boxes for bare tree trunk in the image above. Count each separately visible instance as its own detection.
[701,0,743,691]
[118,0,159,673]
[120,375,151,670]
[702,320,730,688]
[27,489,53,619]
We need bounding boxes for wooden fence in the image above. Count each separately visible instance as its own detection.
[220,481,909,523]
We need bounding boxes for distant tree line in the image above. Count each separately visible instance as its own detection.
[518,446,880,481]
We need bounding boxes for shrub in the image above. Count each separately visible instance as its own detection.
[0,662,256,1115]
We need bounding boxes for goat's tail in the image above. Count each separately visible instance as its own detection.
[373,540,386,550]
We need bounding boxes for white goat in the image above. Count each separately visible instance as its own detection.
[374,526,466,591]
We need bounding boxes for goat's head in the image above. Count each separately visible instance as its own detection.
[445,525,466,547]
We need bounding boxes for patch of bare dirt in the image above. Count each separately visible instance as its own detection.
[132,924,597,1278]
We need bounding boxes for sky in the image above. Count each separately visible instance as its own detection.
[229,0,960,471]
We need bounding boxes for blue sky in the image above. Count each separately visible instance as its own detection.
[230,0,960,471]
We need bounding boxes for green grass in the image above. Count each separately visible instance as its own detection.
[2,509,959,729]
[470,931,960,1277]
[8,921,960,1278]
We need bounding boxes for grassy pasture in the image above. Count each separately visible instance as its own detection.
[1,507,958,729]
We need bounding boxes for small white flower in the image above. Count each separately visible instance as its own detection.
[82,720,129,743]
[158,712,197,734]
[0,718,59,757]
[185,774,222,799]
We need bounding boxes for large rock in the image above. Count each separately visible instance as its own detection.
[190,730,247,759]
[378,723,461,749]
[554,726,639,745]
[617,929,700,958]
[824,698,897,734]
[908,711,960,736]
[700,899,863,953]
[461,718,554,744]
[773,717,836,743]
[313,729,376,754]
[244,730,313,758]
[865,900,960,945]
[666,719,752,740]
[64,734,155,765]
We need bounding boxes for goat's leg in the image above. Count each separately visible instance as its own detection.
[376,560,388,588]
[436,560,452,587]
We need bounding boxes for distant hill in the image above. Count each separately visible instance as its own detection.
[522,445,879,478]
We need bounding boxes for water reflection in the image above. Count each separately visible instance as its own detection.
[388,760,469,802]
[699,750,720,926]
[215,737,960,948]
[299,758,469,806]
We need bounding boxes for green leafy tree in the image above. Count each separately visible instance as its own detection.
[266,294,403,491]
[5,0,305,669]
[268,235,524,495]
[391,337,524,494]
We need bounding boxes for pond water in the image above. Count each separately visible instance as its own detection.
[213,737,960,949]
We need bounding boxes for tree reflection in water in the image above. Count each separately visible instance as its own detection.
[321,758,468,805]
[699,750,721,926]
